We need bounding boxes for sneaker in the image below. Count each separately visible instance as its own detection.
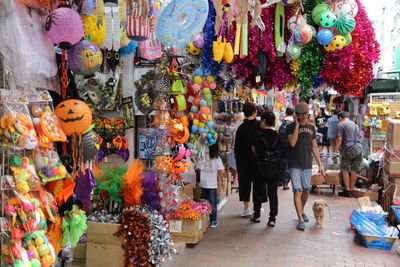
[338,190,352,197]
[240,209,252,217]
[297,221,305,230]
[302,213,309,222]
[210,221,219,228]
[283,185,290,190]
[260,208,265,214]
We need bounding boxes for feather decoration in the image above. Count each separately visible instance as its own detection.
[123,159,144,206]
[141,172,159,211]
[95,166,127,202]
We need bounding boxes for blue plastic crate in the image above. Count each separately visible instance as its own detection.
[391,205,400,222]
[355,230,397,250]
[358,211,388,226]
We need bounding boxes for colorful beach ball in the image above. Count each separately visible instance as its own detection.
[335,14,356,35]
[334,0,358,18]
[294,24,315,45]
[317,29,333,46]
[68,40,102,77]
[312,3,332,25]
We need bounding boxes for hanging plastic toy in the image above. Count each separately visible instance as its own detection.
[156,0,209,47]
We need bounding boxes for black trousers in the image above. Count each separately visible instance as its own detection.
[253,178,278,220]
[237,164,254,202]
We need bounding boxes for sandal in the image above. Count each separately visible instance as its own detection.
[250,216,261,223]
[267,220,276,227]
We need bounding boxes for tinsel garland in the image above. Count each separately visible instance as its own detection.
[115,206,173,266]
[227,3,295,88]
[297,0,325,97]
[202,0,223,75]
[320,0,380,97]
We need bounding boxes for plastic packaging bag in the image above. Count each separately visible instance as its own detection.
[0,90,38,150]
[28,90,67,149]
[0,0,58,91]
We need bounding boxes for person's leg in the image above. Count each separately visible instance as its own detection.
[253,201,261,219]
[301,190,309,211]
[290,168,303,222]
[237,166,252,213]
[208,189,218,223]
[342,170,350,190]
[294,191,303,222]
[350,171,357,190]
[267,179,278,221]
[300,169,311,221]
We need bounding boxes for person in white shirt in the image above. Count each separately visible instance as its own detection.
[197,141,225,228]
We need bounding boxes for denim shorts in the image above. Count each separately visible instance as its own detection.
[289,168,312,192]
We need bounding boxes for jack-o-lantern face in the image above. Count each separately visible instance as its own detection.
[55,99,92,135]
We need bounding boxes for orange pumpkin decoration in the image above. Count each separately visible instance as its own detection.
[55,99,92,135]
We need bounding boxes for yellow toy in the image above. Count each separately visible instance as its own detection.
[396,111,400,119]
[367,103,378,117]
[382,102,390,115]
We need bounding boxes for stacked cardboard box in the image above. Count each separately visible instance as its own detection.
[383,119,400,212]
[169,214,209,244]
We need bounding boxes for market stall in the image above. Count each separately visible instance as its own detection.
[0,0,388,266]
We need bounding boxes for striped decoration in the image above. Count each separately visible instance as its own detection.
[335,14,356,35]
[126,1,149,41]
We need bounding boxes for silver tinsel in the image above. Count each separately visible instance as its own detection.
[87,210,120,224]
[135,206,175,266]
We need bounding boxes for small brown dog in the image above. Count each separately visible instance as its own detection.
[312,199,328,228]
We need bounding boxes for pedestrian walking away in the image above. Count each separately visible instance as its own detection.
[234,102,259,217]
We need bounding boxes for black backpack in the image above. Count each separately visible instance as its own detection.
[256,132,281,179]
[278,119,291,148]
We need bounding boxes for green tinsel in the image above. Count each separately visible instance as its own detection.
[298,0,325,97]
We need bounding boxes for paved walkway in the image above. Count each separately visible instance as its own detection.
[164,187,400,267]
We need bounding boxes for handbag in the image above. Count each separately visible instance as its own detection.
[256,131,281,179]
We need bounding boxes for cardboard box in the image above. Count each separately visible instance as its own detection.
[310,174,322,186]
[387,119,400,151]
[169,214,208,244]
[384,162,400,176]
[73,243,87,260]
[325,170,340,185]
[86,221,123,267]
[352,189,379,201]
[182,183,194,199]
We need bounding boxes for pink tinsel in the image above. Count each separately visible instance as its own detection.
[320,0,380,96]
[192,201,212,214]
[227,3,295,88]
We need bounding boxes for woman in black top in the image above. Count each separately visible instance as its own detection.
[250,111,280,226]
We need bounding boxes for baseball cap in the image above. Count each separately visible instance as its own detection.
[295,102,309,114]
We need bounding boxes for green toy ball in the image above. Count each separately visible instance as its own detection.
[320,11,337,28]
[335,14,356,35]
[312,3,332,25]
[343,33,352,46]
[10,155,23,166]
[30,259,41,267]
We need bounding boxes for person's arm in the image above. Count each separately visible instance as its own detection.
[312,139,324,175]
[234,128,241,157]
[288,116,299,147]
[335,124,343,152]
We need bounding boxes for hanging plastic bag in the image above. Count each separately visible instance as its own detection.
[0,0,58,91]
[138,19,162,60]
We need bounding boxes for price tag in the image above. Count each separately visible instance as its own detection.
[169,220,182,233]
[255,76,261,83]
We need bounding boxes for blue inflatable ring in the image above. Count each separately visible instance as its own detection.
[156,0,209,47]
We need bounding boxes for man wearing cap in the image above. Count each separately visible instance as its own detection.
[335,112,363,197]
[287,102,324,230]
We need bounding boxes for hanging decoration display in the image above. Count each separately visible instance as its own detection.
[320,0,380,96]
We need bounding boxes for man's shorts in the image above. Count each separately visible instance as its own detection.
[289,168,312,192]
[340,146,362,172]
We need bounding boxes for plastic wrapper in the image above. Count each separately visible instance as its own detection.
[0,0,58,91]
[1,188,58,266]
[0,90,38,150]
[33,148,68,183]
[9,155,42,192]
[28,91,67,149]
